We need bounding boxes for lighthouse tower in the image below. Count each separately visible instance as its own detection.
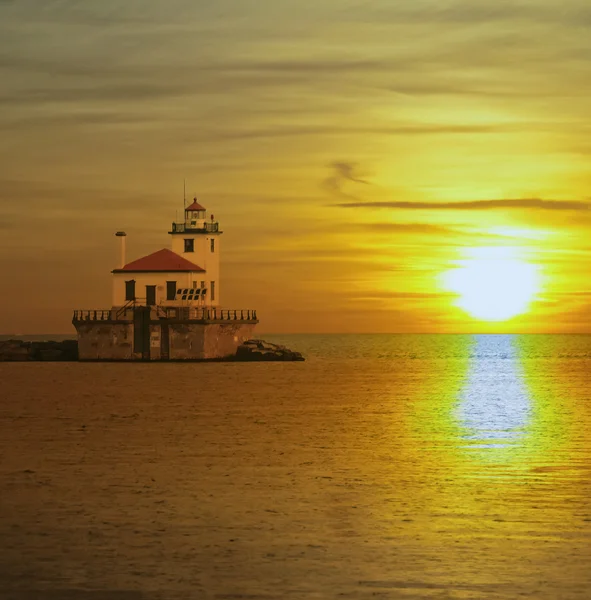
[169,198,222,307]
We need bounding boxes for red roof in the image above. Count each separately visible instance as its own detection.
[185,200,206,211]
[114,248,205,272]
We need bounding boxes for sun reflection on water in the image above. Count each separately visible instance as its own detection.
[457,335,531,453]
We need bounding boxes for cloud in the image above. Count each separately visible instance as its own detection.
[0,81,195,106]
[357,222,532,245]
[2,2,590,136]
[212,123,528,141]
[348,290,452,300]
[349,2,591,28]
[362,222,456,234]
[322,161,370,202]
[323,161,591,217]
[335,199,591,211]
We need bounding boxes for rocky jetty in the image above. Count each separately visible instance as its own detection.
[0,338,303,362]
[0,339,79,361]
[234,339,305,362]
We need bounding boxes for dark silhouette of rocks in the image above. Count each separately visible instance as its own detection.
[0,339,79,361]
[234,339,305,361]
[0,338,303,362]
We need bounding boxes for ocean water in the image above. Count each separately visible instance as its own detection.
[1,334,591,599]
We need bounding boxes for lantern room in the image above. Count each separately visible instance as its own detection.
[185,198,207,229]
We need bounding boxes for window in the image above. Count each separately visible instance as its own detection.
[210,238,215,253]
[211,281,215,302]
[200,281,205,288]
[184,239,194,252]
[125,280,135,302]
[166,281,177,301]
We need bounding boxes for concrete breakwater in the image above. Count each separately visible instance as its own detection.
[0,338,304,362]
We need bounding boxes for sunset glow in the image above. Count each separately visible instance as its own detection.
[1,1,590,334]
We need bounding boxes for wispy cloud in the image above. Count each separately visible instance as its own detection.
[336,199,591,211]
[358,222,528,243]
[348,290,453,300]
[322,161,370,202]
[361,222,456,234]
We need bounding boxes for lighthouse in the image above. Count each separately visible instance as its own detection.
[72,195,258,361]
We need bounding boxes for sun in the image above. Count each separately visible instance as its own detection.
[442,249,541,322]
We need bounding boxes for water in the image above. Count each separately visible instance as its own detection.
[1,334,591,599]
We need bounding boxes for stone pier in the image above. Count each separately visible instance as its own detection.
[72,307,258,361]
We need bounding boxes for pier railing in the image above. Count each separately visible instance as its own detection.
[72,310,112,321]
[72,307,258,323]
[185,308,258,321]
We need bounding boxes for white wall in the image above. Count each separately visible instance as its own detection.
[170,233,221,306]
[112,271,208,307]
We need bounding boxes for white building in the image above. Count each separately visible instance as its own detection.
[112,199,222,309]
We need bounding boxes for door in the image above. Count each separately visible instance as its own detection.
[133,306,151,360]
[160,324,170,360]
[146,285,156,306]
[166,281,177,301]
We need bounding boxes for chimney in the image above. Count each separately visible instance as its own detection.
[115,231,127,269]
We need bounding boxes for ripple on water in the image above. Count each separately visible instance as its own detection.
[1,334,591,598]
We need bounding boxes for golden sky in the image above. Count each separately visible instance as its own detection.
[1,0,590,333]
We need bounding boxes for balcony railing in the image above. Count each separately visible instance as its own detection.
[73,307,258,323]
[170,222,220,233]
